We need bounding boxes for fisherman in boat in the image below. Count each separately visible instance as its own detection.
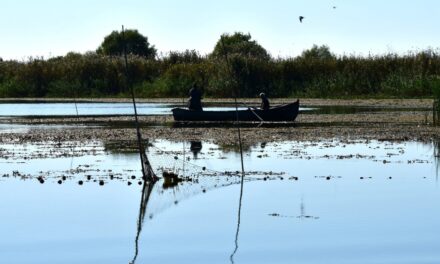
[260,92,270,110]
[188,84,203,111]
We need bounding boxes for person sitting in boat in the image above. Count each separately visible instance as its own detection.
[260,92,270,110]
[188,84,203,111]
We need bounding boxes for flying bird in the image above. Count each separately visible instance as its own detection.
[299,16,304,23]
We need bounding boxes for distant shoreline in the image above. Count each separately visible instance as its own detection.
[0,98,434,108]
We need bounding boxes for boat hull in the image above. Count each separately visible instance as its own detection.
[172,100,300,122]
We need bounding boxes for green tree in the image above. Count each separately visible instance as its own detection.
[211,32,270,60]
[300,45,335,61]
[97,29,156,59]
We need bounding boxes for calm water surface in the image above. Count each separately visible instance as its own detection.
[0,102,179,116]
[0,102,312,117]
[0,103,262,116]
[0,135,439,263]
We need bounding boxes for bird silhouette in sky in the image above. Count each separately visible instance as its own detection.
[299,16,304,23]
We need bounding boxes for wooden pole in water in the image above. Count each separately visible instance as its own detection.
[219,38,263,122]
[220,36,245,174]
[220,35,246,264]
[122,25,156,181]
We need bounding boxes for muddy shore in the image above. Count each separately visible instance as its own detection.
[0,99,439,146]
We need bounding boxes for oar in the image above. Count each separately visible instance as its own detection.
[238,102,264,122]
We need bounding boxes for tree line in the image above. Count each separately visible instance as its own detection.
[0,30,440,98]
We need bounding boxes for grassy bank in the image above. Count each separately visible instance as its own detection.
[1,49,440,99]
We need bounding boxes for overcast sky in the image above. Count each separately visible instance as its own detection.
[1,0,439,60]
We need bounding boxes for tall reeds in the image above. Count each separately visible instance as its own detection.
[433,84,440,126]
[1,48,440,99]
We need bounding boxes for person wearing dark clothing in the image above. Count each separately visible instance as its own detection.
[188,85,203,111]
[260,92,270,110]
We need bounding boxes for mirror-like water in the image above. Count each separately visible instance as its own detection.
[0,103,292,117]
[0,137,439,264]
[0,102,178,116]
[0,102,314,117]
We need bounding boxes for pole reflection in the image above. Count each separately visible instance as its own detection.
[130,180,156,264]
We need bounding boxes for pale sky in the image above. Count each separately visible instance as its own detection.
[1,0,439,60]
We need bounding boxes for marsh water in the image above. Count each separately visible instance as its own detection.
[1,103,440,263]
[0,102,269,116]
[0,102,355,117]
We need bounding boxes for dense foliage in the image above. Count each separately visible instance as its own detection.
[1,32,440,99]
[96,29,156,59]
[211,32,270,61]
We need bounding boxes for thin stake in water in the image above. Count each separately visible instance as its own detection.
[122,25,156,182]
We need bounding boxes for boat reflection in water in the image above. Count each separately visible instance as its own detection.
[190,141,202,159]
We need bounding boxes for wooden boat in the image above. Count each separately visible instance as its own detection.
[172,100,300,122]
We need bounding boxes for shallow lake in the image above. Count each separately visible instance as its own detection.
[1,135,439,264]
[0,102,318,117]
[0,102,286,117]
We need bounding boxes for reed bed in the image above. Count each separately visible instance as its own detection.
[433,81,440,125]
[1,49,440,99]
